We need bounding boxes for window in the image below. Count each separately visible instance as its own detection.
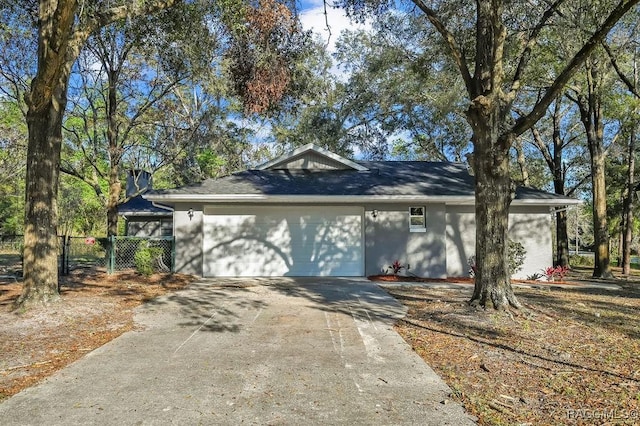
[409,207,426,232]
[160,219,173,237]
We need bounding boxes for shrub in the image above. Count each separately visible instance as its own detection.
[526,272,543,281]
[508,240,526,276]
[384,260,410,275]
[542,265,570,281]
[569,254,594,267]
[468,240,527,278]
[134,241,164,276]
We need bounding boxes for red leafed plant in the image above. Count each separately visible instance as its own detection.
[390,260,405,275]
[543,265,570,282]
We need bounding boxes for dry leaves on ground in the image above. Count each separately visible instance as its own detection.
[385,275,640,425]
[0,270,195,401]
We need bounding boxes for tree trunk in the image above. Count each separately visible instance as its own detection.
[622,129,636,275]
[590,142,613,278]
[574,62,614,279]
[106,68,121,237]
[16,100,66,308]
[552,107,570,267]
[469,123,521,310]
[553,172,570,267]
[107,166,121,237]
[15,0,78,309]
[556,209,570,267]
[514,138,529,186]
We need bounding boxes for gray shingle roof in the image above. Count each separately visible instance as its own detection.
[148,161,475,197]
[118,195,173,216]
[145,160,579,205]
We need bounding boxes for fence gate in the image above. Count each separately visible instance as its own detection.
[106,236,175,274]
[1,235,107,278]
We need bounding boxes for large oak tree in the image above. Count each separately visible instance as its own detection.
[14,0,305,309]
[341,0,640,308]
[18,0,183,308]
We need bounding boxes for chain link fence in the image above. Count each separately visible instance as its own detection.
[1,235,107,277]
[1,235,174,276]
[106,236,174,274]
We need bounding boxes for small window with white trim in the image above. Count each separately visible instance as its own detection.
[160,219,173,237]
[409,207,426,232]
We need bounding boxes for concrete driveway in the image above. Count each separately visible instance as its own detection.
[0,278,475,425]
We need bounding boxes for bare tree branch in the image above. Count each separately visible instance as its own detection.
[602,41,640,98]
[410,0,474,96]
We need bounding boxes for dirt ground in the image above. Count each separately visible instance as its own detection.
[382,268,640,425]
[0,269,195,401]
[1,267,639,425]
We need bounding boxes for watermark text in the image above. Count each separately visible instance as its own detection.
[566,408,638,421]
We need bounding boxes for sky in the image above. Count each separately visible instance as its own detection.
[298,0,370,53]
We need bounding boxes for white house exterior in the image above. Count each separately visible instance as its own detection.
[145,144,580,279]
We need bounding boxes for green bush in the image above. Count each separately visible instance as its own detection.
[569,254,594,267]
[134,241,164,276]
[468,239,526,277]
[508,240,526,276]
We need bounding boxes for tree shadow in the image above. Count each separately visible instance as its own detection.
[140,279,269,333]
[400,316,639,383]
[518,287,640,340]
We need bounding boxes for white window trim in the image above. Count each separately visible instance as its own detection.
[409,206,427,233]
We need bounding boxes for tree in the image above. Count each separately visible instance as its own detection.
[526,96,590,267]
[337,15,473,160]
[11,0,306,309]
[0,101,27,234]
[14,0,184,308]
[62,18,193,236]
[603,19,640,274]
[341,0,640,308]
[271,13,474,161]
[566,48,621,278]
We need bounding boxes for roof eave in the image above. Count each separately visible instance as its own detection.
[145,193,582,207]
[118,211,174,217]
[511,198,583,207]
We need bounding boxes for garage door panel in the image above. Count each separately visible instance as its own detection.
[203,206,363,277]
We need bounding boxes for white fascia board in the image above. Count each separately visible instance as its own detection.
[118,211,173,217]
[511,198,583,207]
[150,201,174,211]
[256,143,368,171]
[145,193,582,207]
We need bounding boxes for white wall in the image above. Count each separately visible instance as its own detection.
[364,204,447,278]
[173,201,554,279]
[173,204,204,276]
[445,205,476,277]
[508,206,553,279]
[445,205,553,279]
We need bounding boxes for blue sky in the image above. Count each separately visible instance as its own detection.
[298,0,370,52]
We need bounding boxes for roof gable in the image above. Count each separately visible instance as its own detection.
[257,143,368,171]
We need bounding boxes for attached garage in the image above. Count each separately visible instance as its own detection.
[202,205,364,277]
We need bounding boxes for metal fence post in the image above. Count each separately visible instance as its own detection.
[171,237,176,273]
[58,235,65,278]
[108,235,115,274]
[64,236,70,275]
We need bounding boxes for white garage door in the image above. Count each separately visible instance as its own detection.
[203,206,363,277]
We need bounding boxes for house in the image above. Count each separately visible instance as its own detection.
[144,144,580,279]
[118,170,173,237]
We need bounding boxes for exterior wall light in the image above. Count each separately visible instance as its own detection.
[372,209,378,218]
[188,208,194,220]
